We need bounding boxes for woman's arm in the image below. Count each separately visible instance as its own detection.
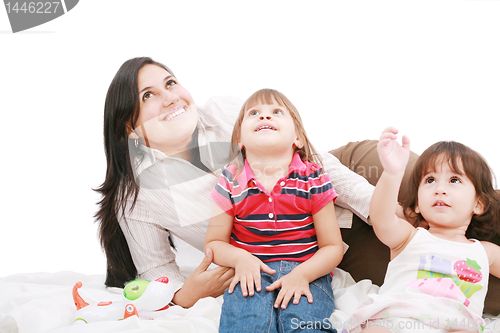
[266,201,344,309]
[204,203,276,297]
[320,151,374,223]
[120,200,234,308]
[171,248,234,308]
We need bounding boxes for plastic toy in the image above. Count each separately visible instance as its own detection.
[72,276,175,324]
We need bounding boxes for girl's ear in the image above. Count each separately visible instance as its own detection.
[415,205,420,214]
[294,137,304,149]
[473,198,485,215]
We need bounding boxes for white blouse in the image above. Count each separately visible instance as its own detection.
[118,96,374,292]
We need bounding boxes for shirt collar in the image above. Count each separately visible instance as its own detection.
[196,119,215,171]
[235,152,307,186]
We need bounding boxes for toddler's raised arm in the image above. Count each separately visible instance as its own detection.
[369,127,415,253]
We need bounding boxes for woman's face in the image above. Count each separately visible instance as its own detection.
[134,64,198,156]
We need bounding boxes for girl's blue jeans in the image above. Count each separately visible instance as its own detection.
[218,260,337,333]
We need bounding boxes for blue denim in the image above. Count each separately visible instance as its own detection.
[219,260,337,333]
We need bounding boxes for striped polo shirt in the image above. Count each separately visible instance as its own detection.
[210,153,337,263]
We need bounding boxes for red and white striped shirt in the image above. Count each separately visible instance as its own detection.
[211,153,337,262]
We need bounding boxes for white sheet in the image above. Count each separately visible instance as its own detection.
[0,271,223,333]
[1,241,499,333]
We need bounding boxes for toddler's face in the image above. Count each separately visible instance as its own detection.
[238,100,301,157]
[417,160,481,230]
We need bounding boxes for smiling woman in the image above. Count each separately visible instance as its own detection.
[95,57,238,308]
[131,64,199,157]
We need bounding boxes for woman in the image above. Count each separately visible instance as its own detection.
[95,56,382,308]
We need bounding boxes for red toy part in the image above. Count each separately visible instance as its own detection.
[155,277,169,284]
[156,304,170,312]
[73,282,89,310]
[73,277,174,324]
[124,304,139,319]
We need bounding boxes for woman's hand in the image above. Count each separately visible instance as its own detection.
[377,127,410,176]
[266,269,312,309]
[172,248,234,308]
[229,253,276,297]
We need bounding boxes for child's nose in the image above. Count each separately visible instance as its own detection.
[435,183,447,195]
[259,115,271,120]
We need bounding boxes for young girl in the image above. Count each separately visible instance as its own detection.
[347,127,500,333]
[204,89,343,332]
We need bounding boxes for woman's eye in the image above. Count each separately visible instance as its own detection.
[142,92,152,101]
[166,79,177,88]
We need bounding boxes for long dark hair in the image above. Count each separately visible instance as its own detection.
[401,141,500,240]
[94,57,175,287]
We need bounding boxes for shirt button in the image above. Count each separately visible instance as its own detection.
[280,181,285,186]
[269,213,274,219]
[269,197,273,202]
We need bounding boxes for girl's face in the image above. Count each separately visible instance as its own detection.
[134,64,198,155]
[238,100,301,158]
[417,159,482,230]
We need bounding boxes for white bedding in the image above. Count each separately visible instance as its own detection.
[0,269,342,333]
[1,240,499,333]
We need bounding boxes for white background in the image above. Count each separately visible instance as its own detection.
[1,0,499,277]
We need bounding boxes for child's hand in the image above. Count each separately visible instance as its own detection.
[377,127,410,175]
[266,270,312,309]
[229,253,276,297]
